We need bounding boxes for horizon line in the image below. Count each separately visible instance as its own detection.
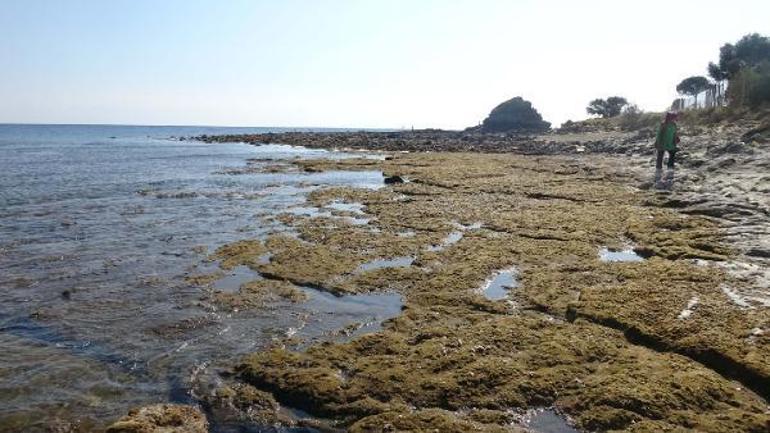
[0,121,413,131]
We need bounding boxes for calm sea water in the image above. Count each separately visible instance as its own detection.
[0,124,398,432]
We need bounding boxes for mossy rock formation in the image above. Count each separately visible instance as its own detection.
[208,152,769,432]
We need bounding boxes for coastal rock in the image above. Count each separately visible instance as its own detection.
[383,175,405,184]
[349,409,522,433]
[706,140,754,156]
[740,123,770,143]
[205,383,290,426]
[227,152,769,432]
[105,404,208,433]
[475,96,551,133]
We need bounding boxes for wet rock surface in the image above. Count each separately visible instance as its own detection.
[203,149,770,432]
[105,404,208,433]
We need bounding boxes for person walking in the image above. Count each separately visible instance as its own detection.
[655,112,680,169]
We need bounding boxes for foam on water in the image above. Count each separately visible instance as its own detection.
[599,247,645,262]
[325,201,366,214]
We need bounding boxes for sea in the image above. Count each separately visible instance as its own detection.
[0,124,399,432]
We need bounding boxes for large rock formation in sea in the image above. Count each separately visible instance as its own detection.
[472,96,551,133]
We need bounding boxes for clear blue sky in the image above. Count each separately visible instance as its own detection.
[1,0,768,128]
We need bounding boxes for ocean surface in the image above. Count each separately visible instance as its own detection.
[0,124,398,432]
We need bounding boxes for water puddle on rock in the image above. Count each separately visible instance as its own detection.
[325,201,365,214]
[286,206,333,218]
[207,263,403,344]
[598,247,645,262]
[186,267,404,431]
[345,217,371,226]
[482,268,518,301]
[357,256,415,273]
[287,203,370,226]
[516,408,580,433]
[296,288,403,344]
[454,221,483,230]
[427,231,463,252]
[212,266,260,293]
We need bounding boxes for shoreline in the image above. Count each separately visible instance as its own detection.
[110,119,770,432]
[191,129,647,155]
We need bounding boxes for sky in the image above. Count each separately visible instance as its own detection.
[1,0,768,129]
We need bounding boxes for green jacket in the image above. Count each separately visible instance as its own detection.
[656,122,678,151]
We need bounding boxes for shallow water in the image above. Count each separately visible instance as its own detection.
[520,408,580,433]
[357,256,415,273]
[295,288,403,344]
[426,231,463,252]
[598,247,644,262]
[325,201,365,214]
[212,265,262,293]
[482,268,518,301]
[0,124,391,431]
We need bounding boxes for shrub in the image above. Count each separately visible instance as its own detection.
[586,97,629,118]
[617,105,660,131]
[728,61,770,107]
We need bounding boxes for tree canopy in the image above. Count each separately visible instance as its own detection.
[676,76,711,97]
[586,97,628,118]
[479,97,550,133]
[709,33,770,81]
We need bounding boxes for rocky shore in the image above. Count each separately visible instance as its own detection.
[112,115,770,432]
[192,129,643,155]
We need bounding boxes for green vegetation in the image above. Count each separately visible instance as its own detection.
[616,105,661,131]
[709,33,770,80]
[706,33,770,108]
[676,76,711,106]
[586,96,629,118]
[728,61,770,108]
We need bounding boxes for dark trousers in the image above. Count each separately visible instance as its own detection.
[656,149,676,169]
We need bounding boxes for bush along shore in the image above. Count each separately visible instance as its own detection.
[109,110,770,432]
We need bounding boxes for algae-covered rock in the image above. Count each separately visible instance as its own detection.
[211,278,307,311]
[348,408,523,433]
[212,239,267,270]
[207,383,289,425]
[105,404,207,433]
[257,235,365,292]
[220,152,769,432]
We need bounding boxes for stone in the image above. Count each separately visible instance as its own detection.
[383,175,405,184]
[105,404,208,433]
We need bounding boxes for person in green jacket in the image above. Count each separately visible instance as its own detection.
[655,112,680,169]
